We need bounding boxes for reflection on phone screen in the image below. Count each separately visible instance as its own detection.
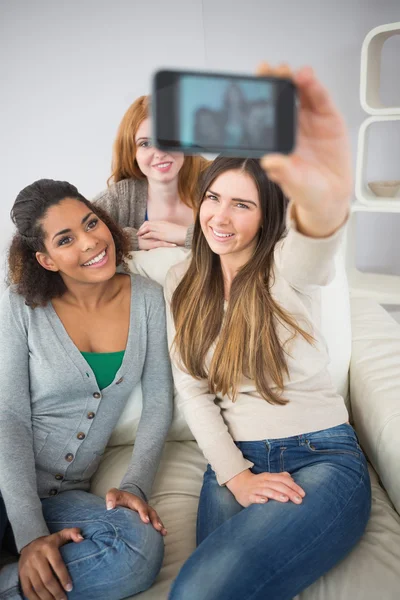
[180,75,276,151]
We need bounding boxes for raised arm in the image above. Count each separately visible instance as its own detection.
[119,283,174,500]
[260,64,351,289]
[273,201,345,290]
[164,268,253,485]
[0,290,50,551]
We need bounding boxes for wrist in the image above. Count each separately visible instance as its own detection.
[293,204,349,238]
[226,469,251,493]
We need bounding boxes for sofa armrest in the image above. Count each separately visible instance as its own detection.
[349,297,400,515]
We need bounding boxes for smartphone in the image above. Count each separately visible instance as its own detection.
[152,69,297,158]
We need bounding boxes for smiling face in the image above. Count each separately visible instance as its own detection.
[135,117,184,184]
[199,169,262,268]
[35,198,117,286]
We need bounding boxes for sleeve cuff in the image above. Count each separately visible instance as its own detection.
[118,482,147,502]
[11,508,50,553]
[124,227,139,251]
[185,224,194,249]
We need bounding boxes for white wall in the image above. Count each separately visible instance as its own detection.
[1,0,399,286]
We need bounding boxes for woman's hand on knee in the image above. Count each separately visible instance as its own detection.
[19,528,83,600]
[226,469,306,508]
[106,487,167,536]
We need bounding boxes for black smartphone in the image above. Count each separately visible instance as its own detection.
[152,69,297,158]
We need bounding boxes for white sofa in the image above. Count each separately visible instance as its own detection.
[91,248,400,600]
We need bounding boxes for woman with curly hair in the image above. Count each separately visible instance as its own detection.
[94,95,209,251]
[0,179,173,600]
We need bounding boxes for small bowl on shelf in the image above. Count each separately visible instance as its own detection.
[368,180,400,198]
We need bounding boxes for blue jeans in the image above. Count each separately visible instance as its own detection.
[0,490,164,599]
[169,423,371,600]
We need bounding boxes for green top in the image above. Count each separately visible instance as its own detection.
[81,350,125,390]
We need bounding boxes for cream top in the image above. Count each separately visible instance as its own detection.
[164,209,349,485]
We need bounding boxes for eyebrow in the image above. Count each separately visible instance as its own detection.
[207,189,258,207]
[136,137,149,142]
[52,212,94,241]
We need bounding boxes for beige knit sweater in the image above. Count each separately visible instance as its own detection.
[94,178,194,250]
[164,212,349,485]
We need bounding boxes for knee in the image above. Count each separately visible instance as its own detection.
[107,507,164,592]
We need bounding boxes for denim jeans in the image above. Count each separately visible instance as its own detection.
[169,423,371,600]
[0,490,164,600]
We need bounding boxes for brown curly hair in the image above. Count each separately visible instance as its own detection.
[7,179,131,308]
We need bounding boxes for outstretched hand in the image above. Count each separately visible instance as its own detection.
[259,63,352,237]
[106,488,167,536]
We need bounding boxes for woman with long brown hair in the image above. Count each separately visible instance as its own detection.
[165,64,371,600]
[94,95,208,251]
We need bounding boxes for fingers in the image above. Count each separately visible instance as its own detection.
[20,577,41,600]
[37,562,67,599]
[47,549,74,594]
[105,487,119,510]
[106,489,167,535]
[257,62,293,80]
[148,507,168,536]
[250,494,269,505]
[137,222,151,236]
[141,231,166,240]
[28,572,55,600]
[266,473,306,497]
[255,484,303,504]
[138,239,177,250]
[294,66,337,116]
[260,153,309,197]
[107,489,151,524]
[57,527,83,545]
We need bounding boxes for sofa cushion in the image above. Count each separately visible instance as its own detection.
[350,297,400,515]
[91,440,400,600]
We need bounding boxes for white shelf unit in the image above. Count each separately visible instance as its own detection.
[347,21,400,306]
[355,115,400,206]
[360,21,400,115]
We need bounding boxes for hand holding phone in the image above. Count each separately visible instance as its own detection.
[259,63,352,238]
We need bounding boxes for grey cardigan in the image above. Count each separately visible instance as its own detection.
[94,178,194,250]
[0,275,173,552]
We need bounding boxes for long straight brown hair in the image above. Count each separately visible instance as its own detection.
[171,157,314,405]
[108,95,208,209]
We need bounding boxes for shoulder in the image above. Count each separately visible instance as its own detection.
[0,286,38,335]
[164,257,191,303]
[129,273,164,307]
[93,178,147,203]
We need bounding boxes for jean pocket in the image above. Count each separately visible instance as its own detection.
[305,434,362,458]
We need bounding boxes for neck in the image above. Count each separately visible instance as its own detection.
[60,274,121,310]
[147,178,180,206]
[220,248,254,301]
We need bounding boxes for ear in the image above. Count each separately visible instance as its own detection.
[35,251,59,272]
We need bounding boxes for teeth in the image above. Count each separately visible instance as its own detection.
[213,229,234,238]
[84,249,106,266]
[155,162,171,168]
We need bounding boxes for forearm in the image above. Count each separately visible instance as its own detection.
[294,202,349,239]
[0,422,49,551]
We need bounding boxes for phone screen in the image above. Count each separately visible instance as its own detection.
[179,74,276,151]
[153,70,296,156]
